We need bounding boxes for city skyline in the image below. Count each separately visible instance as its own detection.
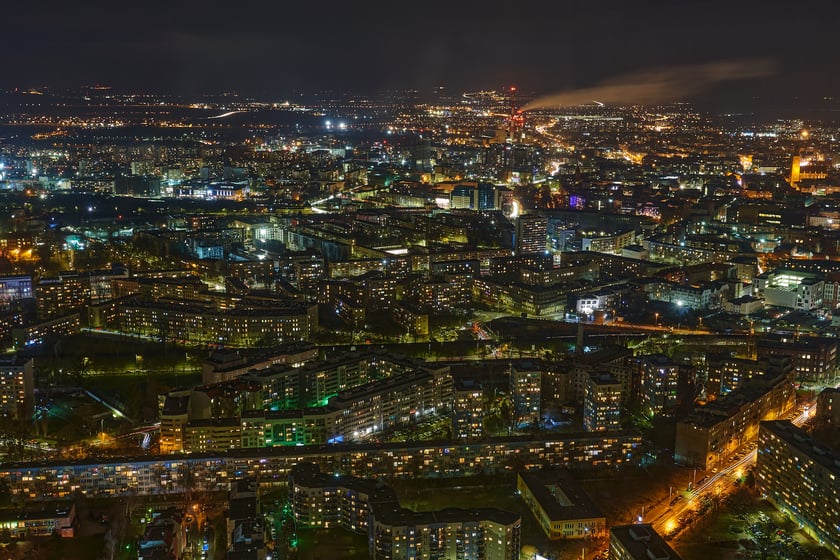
[2,6,840,558]
[3,0,840,114]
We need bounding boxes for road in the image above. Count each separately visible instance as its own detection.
[649,402,816,537]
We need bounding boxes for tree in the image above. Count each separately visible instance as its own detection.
[745,513,782,560]
[177,463,198,501]
[0,479,11,507]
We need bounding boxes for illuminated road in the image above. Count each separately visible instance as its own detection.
[651,403,816,537]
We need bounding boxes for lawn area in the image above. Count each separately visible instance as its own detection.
[0,535,103,560]
[673,488,835,560]
[296,528,369,560]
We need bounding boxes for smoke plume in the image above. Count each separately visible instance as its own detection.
[523,59,775,111]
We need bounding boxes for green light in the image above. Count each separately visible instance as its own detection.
[317,393,338,407]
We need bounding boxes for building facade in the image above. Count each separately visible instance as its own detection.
[0,431,643,500]
[755,421,840,559]
[583,374,622,432]
[517,470,606,540]
[0,355,33,420]
[675,371,795,469]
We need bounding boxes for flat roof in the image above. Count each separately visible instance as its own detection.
[518,470,603,521]
[610,524,682,560]
[681,372,791,428]
[760,420,840,475]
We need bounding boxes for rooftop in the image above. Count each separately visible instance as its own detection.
[682,371,792,428]
[610,524,682,560]
[760,420,840,475]
[517,469,603,521]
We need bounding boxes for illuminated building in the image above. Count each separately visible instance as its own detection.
[372,507,521,560]
[757,334,838,383]
[290,463,521,560]
[675,371,795,469]
[325,369,452,443]
[510,362,541,426]
[756,421,840,559]
[173,354,454,451]
[408,275,471,312]
[289,462,399,532]
[704,354,791,398]
[35,269,128,319]
[201,343,318,385]
[0,503,76,539]
[449,182,497,211]
[12,313,80,348]
[609,524,682,560]
[241,408,331,447]
[816,388,840,430]
[452,379,484,440]
[471,277,566,316]
[572,289,619,318]
[0,275,33,312]
[320,272,397,328]
[567,346,635,404]
[116,299,317,347]
[753,269,824,310]
[391,303,429,337]
[579,228,636,254]
[111,275,208,301]
[159,390,192,454]
[0,431,643,499]
[583,374,622,432]
[0,355,34,421]
[639,355,690,414]
[565,251,668,278]
[517,470,606,540]
[789,152,830,191]
[514,214,547,256]
[645,280,726,311]
[183,418,242,453]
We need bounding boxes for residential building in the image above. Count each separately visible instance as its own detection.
[517,469,606,540]
[816,388,840,430]
[609,524,682,560]
[289,463,522,560]
[0,503,76,538]
[510,362,541,426]
[372,507,521,560]
[675,371,795,469]
[0,355,34,420]
[0,274,33,312]
[757,334,838,383]
[639,355,692,414]
[704,354,792,398]
[0,431,643,499]
[755,421,840,559]
[12,313,80,348]
[584,374,622,432]
[515,214,547,256]
[453,379,484,440]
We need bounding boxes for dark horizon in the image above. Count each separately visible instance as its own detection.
[3,0,839,113]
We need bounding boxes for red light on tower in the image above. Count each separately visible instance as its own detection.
[509,86,520,141]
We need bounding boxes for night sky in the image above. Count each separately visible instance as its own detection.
[3,0,838,109]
